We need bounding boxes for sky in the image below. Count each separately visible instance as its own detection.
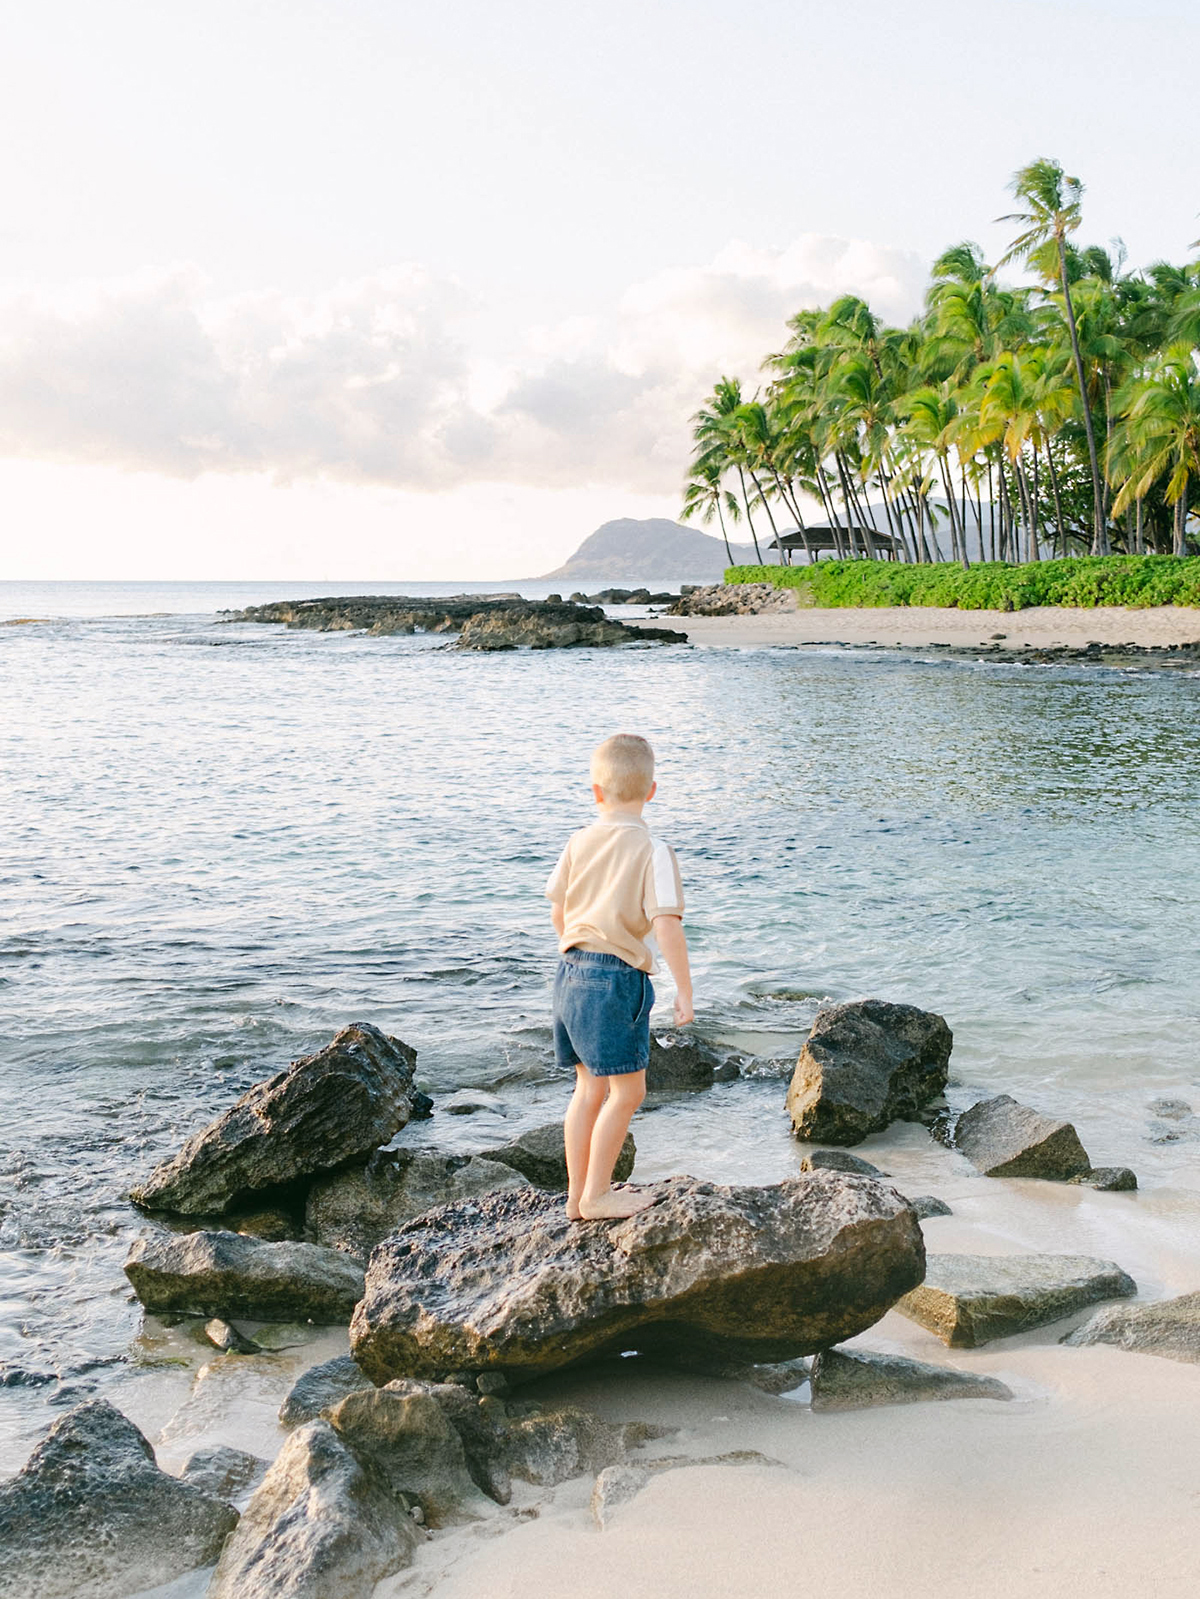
[2,0,1198,580]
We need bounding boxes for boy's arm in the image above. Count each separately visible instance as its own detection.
[550,902,565,937]
[652,914,693,1025]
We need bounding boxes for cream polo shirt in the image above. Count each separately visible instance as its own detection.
[545,812,685,975]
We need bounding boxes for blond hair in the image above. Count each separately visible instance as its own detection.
[591,734,655,802]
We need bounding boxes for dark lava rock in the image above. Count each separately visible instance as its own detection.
[457,606,686,651]
[130,1023,419,1216]
[181,1445,265,1500]
[1069,1167,1138,1192]
[125,1230,365,1322]
[897,1253,1136,1347]
[786,999,953,1146]
[349,1171,925,1383]
[306,1149,529,1259]
[646,1033,724,1090]
[1062,1291,1200,1363]
[801,1149,886,1177]
[324,1382,487,1526]
[667,583,797,617]
[0,1399,238,1599]
[955,1094,1091,1180]
[906,1195,953,1219]
[486,1121,635,1190]
[809,1347,1013,1411]
[210,1420,418,1599]
[279,1355,375,1426]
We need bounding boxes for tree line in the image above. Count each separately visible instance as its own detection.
[682,159,1200,567]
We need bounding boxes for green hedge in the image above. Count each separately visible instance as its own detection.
[724,556,1200,610]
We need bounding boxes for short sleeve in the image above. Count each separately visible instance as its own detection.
[544,841,571,903]
[644,839,684,920]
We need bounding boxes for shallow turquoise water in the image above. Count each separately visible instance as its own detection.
[2,591,1199,1467]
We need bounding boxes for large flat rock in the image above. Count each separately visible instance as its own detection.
[125,1229,365,1322]
[897,1253,1136,1347]
[130,1023,418,1215]
[786,999,952,1146]
[0,1400,237,1599]
[349,1172,925,1382]
[955,1094,1091,1180]
[306,1149,529,1259]
[1062,1291,1200,1363]
[809,1346,1013,1411]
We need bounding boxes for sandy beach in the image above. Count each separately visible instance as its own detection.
[634,604,1200,652]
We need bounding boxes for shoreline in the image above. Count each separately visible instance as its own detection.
[635,603,1200,653]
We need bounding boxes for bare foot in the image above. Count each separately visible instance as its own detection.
[578,1185,657,1220]
[566,1198,583,1221]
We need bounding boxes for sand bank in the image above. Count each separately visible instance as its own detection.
[634,603,1200,651]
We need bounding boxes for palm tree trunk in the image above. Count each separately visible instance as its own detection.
[1057,236,1107,555]
[715,495,734,567]
[1045,443,1068,557]
[776,473,815,564]
[1135,496,1145,554]
[1029,447,1041,562]
[938,455,969,569]
[747,468,784,563]
[816,463,848,557]
[1174,493,1187,557]
[735,466,763,564]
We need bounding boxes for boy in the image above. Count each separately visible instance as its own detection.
[545,733,693,1220]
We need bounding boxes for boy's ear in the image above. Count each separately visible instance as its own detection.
[591,782,606,804]
[646,780,657,801]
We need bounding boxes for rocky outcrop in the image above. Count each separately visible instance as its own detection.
[809,1347,1013,1411]
[801,1149,886,1177]
[210,1420,418,1599]
[349,1172,925,1383]
[1062,1291,1200,1363]
[130,1023,419,1215]
[305,1149,529,1259]
[486,1122,635,1190]
[125,1230,365,1322]
[897,1253,1136,1347]
[279,1355,375,1426]
[786,999,952,1146]
[646,1034,735,1090]
[324,1382,488,1526]
[955,1094,1091,1180]
[456,607,685,651]
[569,588,676,605]
[0,1400,238,1599]
[667,583,798,617]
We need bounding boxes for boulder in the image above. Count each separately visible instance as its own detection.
[350,1172,925,1382]
[502,1403,633,1486]
[809,1347,1013,1411]
[324,1382,487,1526]
[130,1023,418,1215]
[205,1317,260,1354]
[279,1355,375,1427]
[210,1420,418,1598]
[897,1253,1136,1347]
[306,1149,529,1259]
[180,1445,265,1500]
[0,1400,237,1599]
[954,1094,1091,1180]
[1062,1291,1200,1363]
[591,1464,650,1529]
[801,1150,886,1177]
[906,1195,953,1219]
[456,608,685,651]
[786,1000,952,1146]
[1070,1167,1138,1192]
[646,1034,722,1090]
[125,1230,365,1322]
[486,1121,635,1190]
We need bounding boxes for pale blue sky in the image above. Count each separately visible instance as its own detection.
[1,0,1197,578]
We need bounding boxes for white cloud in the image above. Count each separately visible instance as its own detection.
[0,235,926,496]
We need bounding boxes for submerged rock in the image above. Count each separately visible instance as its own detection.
[325,1382,487,1526]
[130,1023,419,1215]
[786,999,952,1146]
[0,1399,237,1599]
[591,1464,651,1530]
[955,1094,1091,1180]
[486,1121,635,1190]
[456,607,686,651]
[906,1195,953,1219]
[502,1403,633,1486]
[1062,1291,1200,1363]
[897,1253,1136,1347]
[205,1317,260,1354]
[306,1149,529,1259]
[279,1355,375,1426]
[210,1420,418,1599]
[646,1034,724,1090]
[350,1172,925,1382]
[181,1444,266,1500]
[125,1230,365,1322]
[801,1149,886,1177]
[809,1347,1013,1411]
[1070,1166,1138,1192]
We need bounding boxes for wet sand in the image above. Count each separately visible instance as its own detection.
[633,604,1200,652]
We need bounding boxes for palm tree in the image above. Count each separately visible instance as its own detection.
[998,159,1108,553]
[1110,349,1200,556]
[689,378,764,563]
[681,454,738,565]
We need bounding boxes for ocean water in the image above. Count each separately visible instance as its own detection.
[2,582,1200,1476]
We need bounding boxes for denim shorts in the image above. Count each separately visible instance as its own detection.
[553,949,654,1077]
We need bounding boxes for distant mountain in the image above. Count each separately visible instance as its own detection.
[536,518,759,583]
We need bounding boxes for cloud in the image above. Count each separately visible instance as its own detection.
[0,236,926,495]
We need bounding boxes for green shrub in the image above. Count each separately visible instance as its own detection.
[724,556,1200,610]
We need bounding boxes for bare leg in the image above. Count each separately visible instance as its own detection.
[564,1063,607,1220]
[579,1070,654,1220]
